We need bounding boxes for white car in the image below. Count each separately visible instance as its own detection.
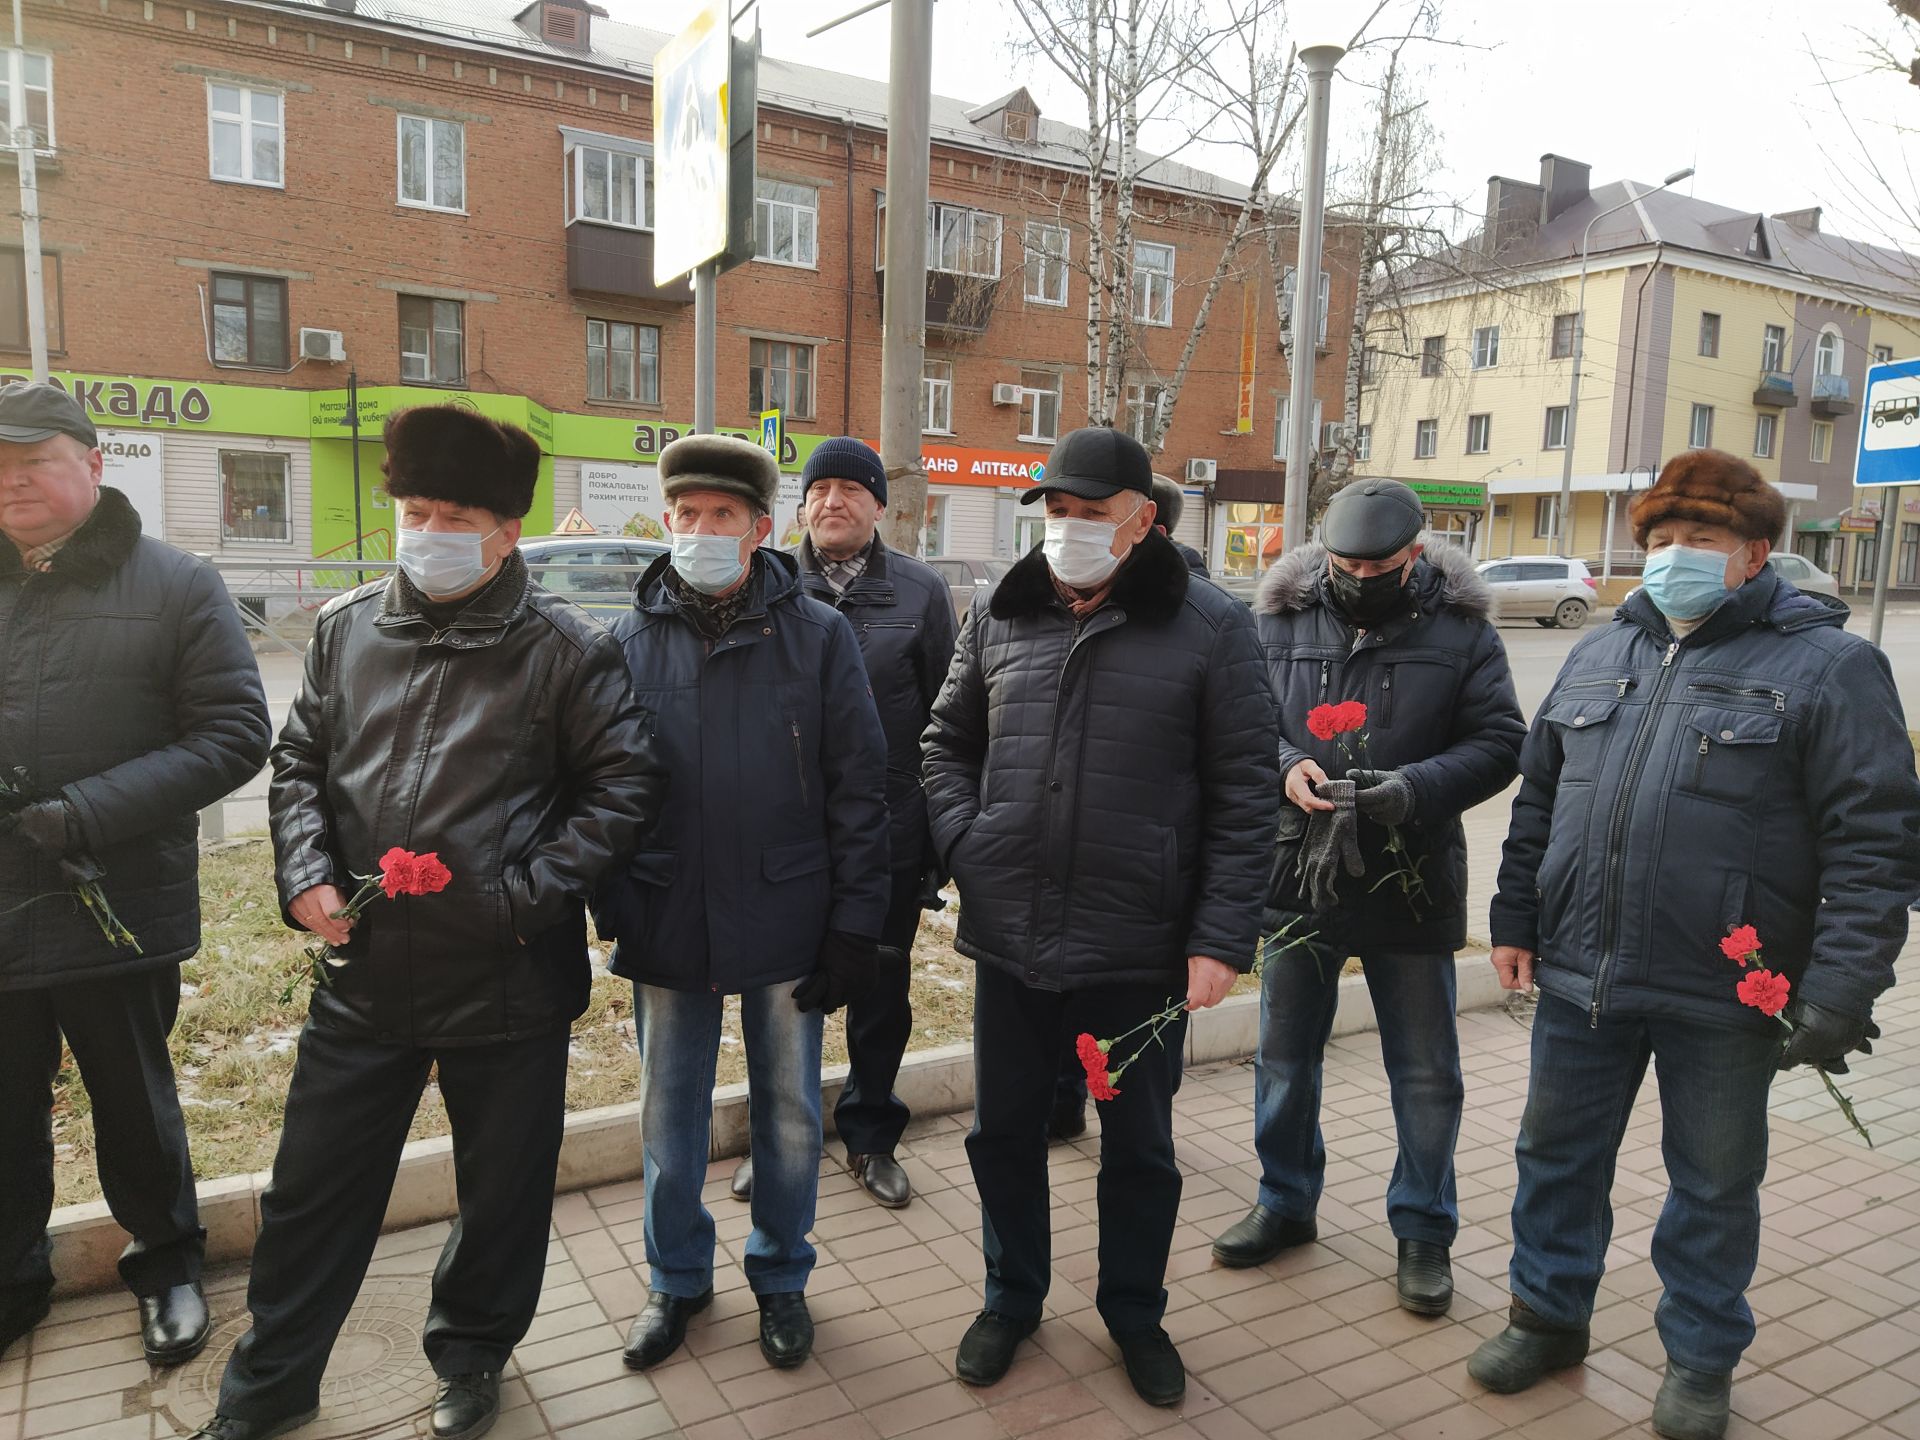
[1477,556,1597,629]
[1766,551,1840,600]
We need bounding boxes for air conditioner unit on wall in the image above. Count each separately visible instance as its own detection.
[991,382,1022,406]
[1185,457,1217,485]
[300,328,346,363]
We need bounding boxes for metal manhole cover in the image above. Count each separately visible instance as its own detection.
[161,1275,437,1438]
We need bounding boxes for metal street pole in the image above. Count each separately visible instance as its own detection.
[877,0,932,555]
[693,261,717,433]
[11,0,47,382]
[1554,166,1693,556]
[1281,44,1342,554]
[1868,485,1900,647]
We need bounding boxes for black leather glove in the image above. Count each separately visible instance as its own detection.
[1297,779,1363,916]
[13,799,79,857]
[1777,1000,1878,1074]
[793,930,880,1014]
[1348,769,1415,826]
[919,870,949,913]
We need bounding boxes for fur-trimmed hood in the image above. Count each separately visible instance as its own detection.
[1255,535,1492,622]
[0,486,142,586]
[990,525,1190,624]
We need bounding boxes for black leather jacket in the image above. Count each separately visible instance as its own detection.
[269,551,665,1046]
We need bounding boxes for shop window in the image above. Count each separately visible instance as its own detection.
[923,494,949,558]
[1222,501,1286,578]
[1533,495,1558,540]
[220,451,292,545]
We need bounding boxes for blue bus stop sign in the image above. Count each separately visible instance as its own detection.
[1856,357,1920,488]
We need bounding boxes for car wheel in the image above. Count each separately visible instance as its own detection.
[1554,599,1590,630]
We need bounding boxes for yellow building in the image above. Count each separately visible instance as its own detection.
[1360,155,1920,592]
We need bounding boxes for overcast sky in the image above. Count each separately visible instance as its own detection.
[619,0,1919,252]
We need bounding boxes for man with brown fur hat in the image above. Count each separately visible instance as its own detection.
[195,404,666,1440]
[1468,449,1920,1440]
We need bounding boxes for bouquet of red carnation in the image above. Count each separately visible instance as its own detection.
[1721,925,1871,1147]
[281,846,453,1003]
[1301,701,1429,917]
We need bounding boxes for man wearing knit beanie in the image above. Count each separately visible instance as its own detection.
[1471,449,1920,1440]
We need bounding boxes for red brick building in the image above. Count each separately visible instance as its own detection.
[15,0,1363,573]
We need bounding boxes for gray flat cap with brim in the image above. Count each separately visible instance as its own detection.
[658,433,781,513]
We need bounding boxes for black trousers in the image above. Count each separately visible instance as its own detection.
[0,966,203,1303]
[966,964,1186,1335]
[832,867,925,1156]
[217,1021,569,1420]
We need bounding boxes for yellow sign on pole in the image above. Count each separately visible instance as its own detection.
[1236,283,1258,434]
[652,1,730,285]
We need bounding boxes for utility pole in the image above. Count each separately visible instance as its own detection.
[10,0,47,382]
[1280,44,1342,554]
[878,0,931,555]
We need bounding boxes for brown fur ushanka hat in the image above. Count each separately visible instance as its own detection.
[381,404,541,519]
[1628,449,1786,548]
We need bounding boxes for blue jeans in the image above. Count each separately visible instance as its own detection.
[1509,993,1777,1374]
[635,982,824,1298]
[1254,941,1462,1244]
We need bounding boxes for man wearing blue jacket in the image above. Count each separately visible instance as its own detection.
[596,434,890,1376]
[1470,451,1920,1440]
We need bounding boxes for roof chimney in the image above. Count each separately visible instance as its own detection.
[1771,206,1821,233]
[1538,153,1591,225]
[1484,175,1543,253]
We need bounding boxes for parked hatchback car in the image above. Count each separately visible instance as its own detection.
[1766,550,1840,600]
[520,536,667,621]
[1477,556,1597,629]
[928,556,1013,618]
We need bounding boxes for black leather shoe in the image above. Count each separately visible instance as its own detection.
[1467,1301,1590,1394]
[1114,1327,1185,1407]
[954,1310,1038,1386]
[1048,1092,1087,1142]
[141,1282,212,1366]
[188,1410,320,1440]
[431,1372,498,1440]
[622,1288,712,1370]
[1210,1205,1317,1268]
[849,1152,911,1209]
[730,1156,753,1202]
[1396,1239,1453,1316]
[0,1290,50,1362]
[757,1292,813,1368]
[1652,1360,1732,1440]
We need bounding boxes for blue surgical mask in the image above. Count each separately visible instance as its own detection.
[1641,544,1736,621]
[396,525,499,599]
[671,531,748,595]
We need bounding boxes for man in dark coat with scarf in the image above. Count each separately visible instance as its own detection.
[195,405,663,1440]
[1212,479,1524,1318]
[0,381,270,1366]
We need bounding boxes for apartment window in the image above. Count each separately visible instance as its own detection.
[1874,344,1895,365]
[1543,404,1569,450]
[754,180,817,266]
[208,84,282,186]
[1761,323,1786,372]
[1359,346,1378,383]
[1133,242,1174,327]
[1753,412,1776,459]
[1414,418,1438,459]
[1273,396,1323,461]
[587,320,658,404]
[219,451,292,545]
[1018,369,1060,443]
[1811,419,1833,463]
[1420,335,1444,377]
[927,202,1001,278]
[921,357,953,434]
[1550,312,1578,360]
[0,248,61,353]
[1282,267,1331,346]
[1815,328,1841,377]
[1698,311,1721,358]
[1353,423,1372,462]
[398,296,464,384]
[749,339,814,419]
[1125,382,1164,445]
[1689,403,1714,448]
[210,273,288,368]
[1471,325,1500,369]
[1023,222,1069,306]
[0,53,52,147]
[571,145,645,229]
[1465,413,1491,455]
[397,114,464,212]
[1533,496,1558,540]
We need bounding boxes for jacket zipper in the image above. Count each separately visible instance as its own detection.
[789,720,809,805]
[1319,659,1331,701]
[1686,681,1786,713]
[1380,665,1395,725]
[1562,675,1636,699]
[1591,639,1681,1028]
[1693,733,1710,788]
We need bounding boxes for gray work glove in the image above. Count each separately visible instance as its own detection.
[1297,779,1362,915]
[1348,769,1415,826]
[1777,1000,1878,1075]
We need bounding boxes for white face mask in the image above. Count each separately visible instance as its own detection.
[396,525,499,599]
[671,530,748,595]
[1043,498,1141,589]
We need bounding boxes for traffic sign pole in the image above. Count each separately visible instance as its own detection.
[1869,485,1901,647]
[1853,357,1920,647]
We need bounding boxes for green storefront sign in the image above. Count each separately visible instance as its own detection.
[1407,481,1489,507]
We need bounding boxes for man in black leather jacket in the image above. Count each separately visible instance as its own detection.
[196,405,664,1440]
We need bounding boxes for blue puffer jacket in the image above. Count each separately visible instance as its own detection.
[1491,570,1920,1031]
[596,548,891,994]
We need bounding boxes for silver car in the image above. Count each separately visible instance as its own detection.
[1766,551,1840,600]
[928,557,1013,618]
[1478,556,1597,629]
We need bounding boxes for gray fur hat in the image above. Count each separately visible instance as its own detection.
[659,434,780,514]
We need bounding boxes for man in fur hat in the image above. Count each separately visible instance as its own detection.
[1469,450,1920,1440]
[595,433,889,1374]
[195,404,665,1440]
[1212,478,1524,1320]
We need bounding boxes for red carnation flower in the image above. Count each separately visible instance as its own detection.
[1306,701,1369,742]
[1736,967,1791,1018]
[378,847,454,899]
[1075,1031,1121,1101]
[1720,925,1761,966]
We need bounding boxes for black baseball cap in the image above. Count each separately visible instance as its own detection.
[1020,425,1153,505]
[1321,478,1426,560]
[0,381,97,447]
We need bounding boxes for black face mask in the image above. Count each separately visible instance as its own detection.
[1328,561,1411,626]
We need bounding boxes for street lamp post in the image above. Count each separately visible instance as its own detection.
[1280,43,1344,554]
[1552,166,1694,557]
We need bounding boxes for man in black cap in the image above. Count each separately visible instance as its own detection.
[1,381,270,1366]
[197,404,664,1440]
[730,436,956,1211]
[1211,478,1524,1317]
[922,425,1277,1406]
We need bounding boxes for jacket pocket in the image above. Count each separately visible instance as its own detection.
[1541,697,1620,785]
[763,838,831,883]
[1681,707,1784,806]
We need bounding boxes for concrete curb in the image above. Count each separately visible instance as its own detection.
[48,952,1507,1296]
